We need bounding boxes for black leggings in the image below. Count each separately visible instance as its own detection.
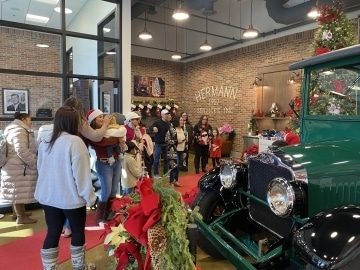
[212,158,220,167]
[194,144,209,170]
[42,205,86,248]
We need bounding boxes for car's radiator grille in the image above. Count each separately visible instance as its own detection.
[248,159,295,238]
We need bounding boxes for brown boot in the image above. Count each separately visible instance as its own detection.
[13,203,37,224]
[12,204,32,220]
[95,202,107,226]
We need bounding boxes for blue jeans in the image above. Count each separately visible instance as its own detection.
[123,187,135,195]
[95,159,121,203]
[170,151,183,183]
[153,143,169,176]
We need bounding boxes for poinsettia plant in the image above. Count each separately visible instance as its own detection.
[102,176,202,270]
[218,123,235,135]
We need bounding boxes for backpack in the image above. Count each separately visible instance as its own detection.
[0,135,9,167]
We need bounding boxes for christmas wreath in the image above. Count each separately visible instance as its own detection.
[103,176,202,270]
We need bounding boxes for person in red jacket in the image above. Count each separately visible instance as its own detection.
[209,128,222,168]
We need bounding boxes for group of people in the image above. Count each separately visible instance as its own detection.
[0,97,153,270]
[149,110,223,184]
[0,98,225,269]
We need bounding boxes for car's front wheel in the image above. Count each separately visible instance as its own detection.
[192,189,226,259]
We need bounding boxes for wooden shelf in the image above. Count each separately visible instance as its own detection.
[254,117,288,120]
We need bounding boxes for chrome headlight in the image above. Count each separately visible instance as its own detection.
[220,163,237,189]
[267,177,295,217]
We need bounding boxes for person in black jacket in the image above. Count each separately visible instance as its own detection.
[149,109,171,178]
[193,115,213,174]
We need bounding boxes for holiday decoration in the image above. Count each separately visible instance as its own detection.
[103,176,202,270]
[312,0,355,56]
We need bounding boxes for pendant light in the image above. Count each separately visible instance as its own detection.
[172,0,189,21]
[307,0,320,19]
[138,11,152,40]
[199,15,212,51]
[171,24,182,60]
[243,0,259,38]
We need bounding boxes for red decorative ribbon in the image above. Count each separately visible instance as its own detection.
[114,242,144,270]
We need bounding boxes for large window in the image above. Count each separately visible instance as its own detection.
[308,66,360,116]
[0,0,120,121]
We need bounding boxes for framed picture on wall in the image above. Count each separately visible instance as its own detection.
[134,75,165,97]
[3,88,29,115]
[100,87,113,114]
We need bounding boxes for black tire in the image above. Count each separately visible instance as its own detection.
[192,189,226,259]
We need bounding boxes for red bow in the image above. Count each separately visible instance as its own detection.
[114,242,144,270]
[315,47,330,55]
[333,79,346,94]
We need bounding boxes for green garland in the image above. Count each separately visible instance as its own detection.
[152,177,201,270]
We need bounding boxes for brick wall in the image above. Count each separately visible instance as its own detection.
[132,30,316,153]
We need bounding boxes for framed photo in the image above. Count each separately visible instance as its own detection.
[134,75,165,97]
[100,88,113,114]
[3,88,29,115]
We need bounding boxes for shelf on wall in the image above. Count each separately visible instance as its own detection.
[253,117,289,120]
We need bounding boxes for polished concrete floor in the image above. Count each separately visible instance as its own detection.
[0,154,236,270]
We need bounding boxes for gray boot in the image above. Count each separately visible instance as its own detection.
[70,244,96,270]
[40,247,59,270]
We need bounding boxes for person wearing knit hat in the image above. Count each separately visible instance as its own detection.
[86,109,124,226]
[86,109,127,166]
[86,109,103,124]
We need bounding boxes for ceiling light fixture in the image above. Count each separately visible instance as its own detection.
[243,0,259,38]
[54,7,73,14]
[199,15,212,51]
[172,0,189,21]
[26,14,49,24]
[308,0,320,19]
[171,24,182,60]
[138,11,153,40]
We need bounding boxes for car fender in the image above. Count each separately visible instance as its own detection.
[293,205,360,269]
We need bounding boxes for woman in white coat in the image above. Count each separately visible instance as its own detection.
[0,111,38,224]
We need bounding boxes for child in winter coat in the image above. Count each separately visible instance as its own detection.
[209,128,222,167]
[121,141,142,195]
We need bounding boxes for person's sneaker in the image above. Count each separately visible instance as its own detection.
[154,175,160,180]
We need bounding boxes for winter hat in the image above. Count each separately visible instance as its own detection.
[113,113,126,125]
[86,109,103,124]
[161,109,170,116]
[126,111,141,121]
[126,140,139,153]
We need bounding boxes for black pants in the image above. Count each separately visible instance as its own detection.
[212,158,220,167]
[42,205,86,248]
[194,144,209,171]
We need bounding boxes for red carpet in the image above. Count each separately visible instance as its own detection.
[0,175,201,270]
[0,212,104,270]
[176,172,202,195]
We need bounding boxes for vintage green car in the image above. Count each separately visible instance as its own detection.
[193,44,360,270]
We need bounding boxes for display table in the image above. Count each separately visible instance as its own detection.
[243,135,278,153]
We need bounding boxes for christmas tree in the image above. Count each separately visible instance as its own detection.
[312,0,355,56]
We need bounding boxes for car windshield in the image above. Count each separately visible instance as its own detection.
[308,65,360,116]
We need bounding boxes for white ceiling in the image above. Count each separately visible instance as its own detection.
[1,0,360,62]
